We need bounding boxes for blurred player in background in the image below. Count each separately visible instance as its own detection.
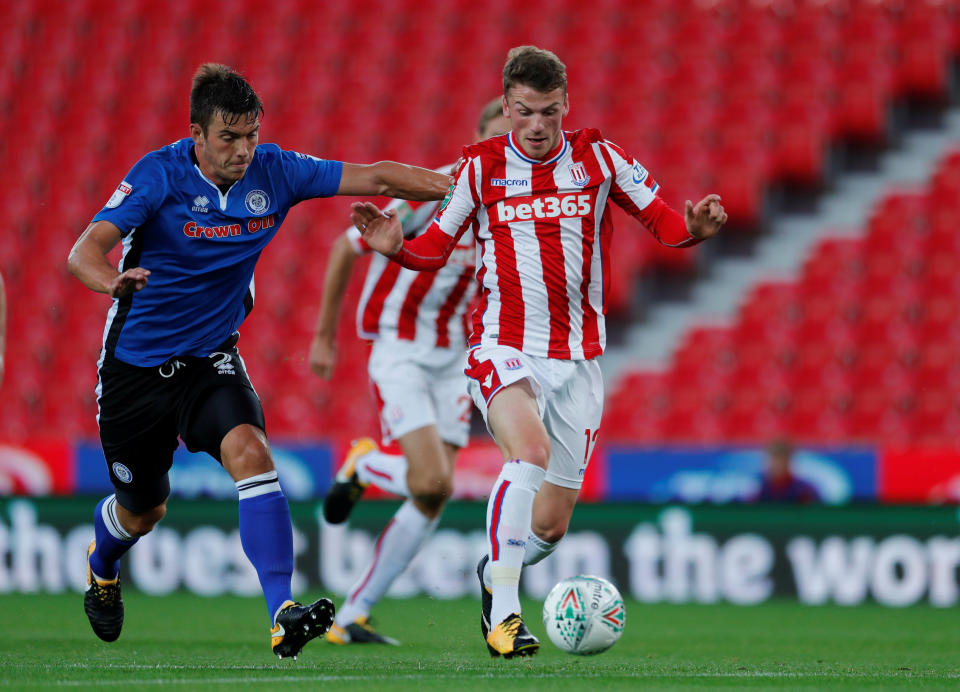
[309,98,511,645]
[354,45,727,657]
[752,438,821,503]
[67,63,451,659]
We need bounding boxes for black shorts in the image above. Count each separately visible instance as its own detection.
[97,335,266,512]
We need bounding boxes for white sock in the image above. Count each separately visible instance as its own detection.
[523,531,560,566]
[335,500,437,626]
[356,449,410,497]
[482,531,560,586]
[487,460,545,626]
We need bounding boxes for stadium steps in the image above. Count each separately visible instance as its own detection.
[601,106,960,382]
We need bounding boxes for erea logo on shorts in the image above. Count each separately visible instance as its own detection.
[495,193,592,223]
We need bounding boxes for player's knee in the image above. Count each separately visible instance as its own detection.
[224,434,273,479]
[513,440,550,468]
[409,473,453,510]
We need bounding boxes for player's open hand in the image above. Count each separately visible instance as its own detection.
[351,202,403,256]
[685,194,727,239]
[308,334,337,380]
[108,267,150,298]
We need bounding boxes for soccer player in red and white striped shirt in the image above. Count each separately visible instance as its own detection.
[308,99,510,645]
[354,46,727,657]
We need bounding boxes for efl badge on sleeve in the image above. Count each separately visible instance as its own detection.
[105,181,133,208]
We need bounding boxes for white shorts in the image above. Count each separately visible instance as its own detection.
[368,339,472,448]
[466,344,604,490]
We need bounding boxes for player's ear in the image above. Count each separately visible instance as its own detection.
[189,122,204,145]
[562,92,570,117]
[501,95,509,118]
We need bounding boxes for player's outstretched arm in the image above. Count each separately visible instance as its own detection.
[338,162,452,201]
[685,194,728,239]
[309,233,359,380]
[67,220,151,298]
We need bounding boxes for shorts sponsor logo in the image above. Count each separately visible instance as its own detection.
[388,405,404,424]
[491,178,529,187]
[504,358,522,370]
[244,189,270,215]
[112,462,133,484]
[507,538,526,548]
[568,161,590,187]
[191,195,210,213]
[482,372,494,389]
[105,181,132,209]
[495,194,592,223]
[210,352,235,375]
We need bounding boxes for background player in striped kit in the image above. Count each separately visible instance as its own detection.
[67,63,451,659]
[308,98,511,645]
[352,46,728,657]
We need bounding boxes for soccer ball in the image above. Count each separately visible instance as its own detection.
[541,575,626,655]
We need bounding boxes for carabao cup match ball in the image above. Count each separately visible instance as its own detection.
[541,575,626,655]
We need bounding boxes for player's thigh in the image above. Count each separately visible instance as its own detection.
[178,348,266,463]
[542,359,604,490]
[97,355,181,512]
[368,345,436,443]
[466,346,550,464]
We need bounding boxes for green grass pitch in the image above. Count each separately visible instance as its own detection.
[1,593,959,690]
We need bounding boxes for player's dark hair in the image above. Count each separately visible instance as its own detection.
[502,46,567,95]
[190,63,263,133]
[477,97,505,137]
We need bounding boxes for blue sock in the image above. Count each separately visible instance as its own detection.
[237,471,294,622]
[90,495,138,580]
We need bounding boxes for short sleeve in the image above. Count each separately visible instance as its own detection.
[280,150,343,201]
[435,155,480,238]
[600,140,660,217]
[92,156,167,235]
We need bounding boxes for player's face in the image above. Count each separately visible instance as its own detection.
[476,114,512,142]
[190,111,260,186]
[503,85,568,159]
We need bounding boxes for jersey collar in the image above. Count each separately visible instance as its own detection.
[190,146,239,211]
[507,131,568,166]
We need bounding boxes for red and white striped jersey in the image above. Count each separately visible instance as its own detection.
[351,189,477,349]
[427,129,700,360]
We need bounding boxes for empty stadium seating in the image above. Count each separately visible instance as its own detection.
[0,0,958,445]
[607,148,960,446]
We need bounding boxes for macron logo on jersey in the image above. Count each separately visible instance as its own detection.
[495,194,592,223]
[491,178,529,187]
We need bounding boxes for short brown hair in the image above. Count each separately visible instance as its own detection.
[190,63,263,133]
[502,46,567,95]
[477,97,504,136]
